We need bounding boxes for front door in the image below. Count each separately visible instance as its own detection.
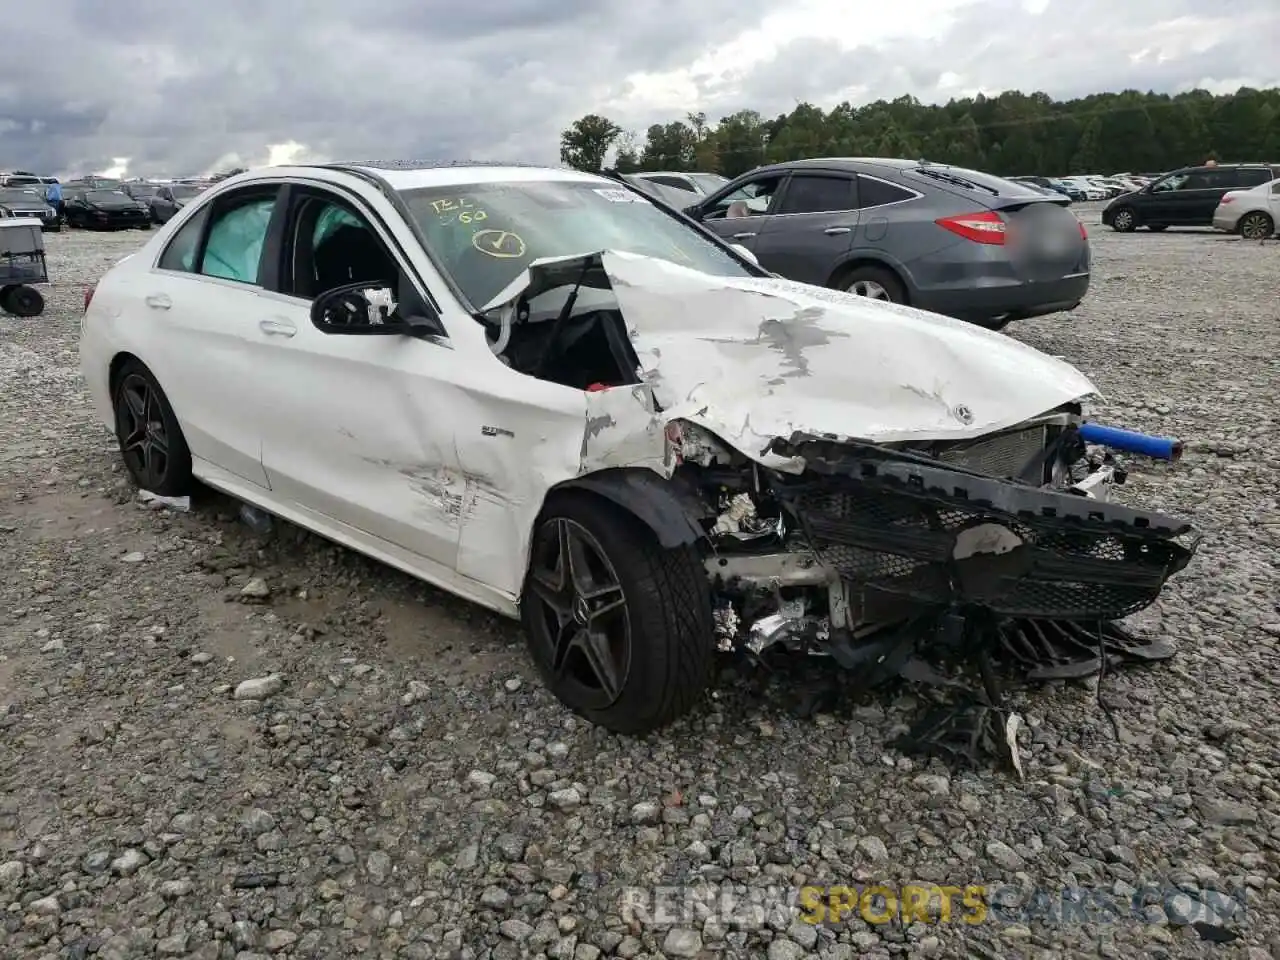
[696,172,786,256]
[247,185,468,568]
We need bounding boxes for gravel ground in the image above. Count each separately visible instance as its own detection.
[1,208,1278,960]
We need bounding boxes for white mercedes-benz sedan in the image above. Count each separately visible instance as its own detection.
[78,161,1196,745]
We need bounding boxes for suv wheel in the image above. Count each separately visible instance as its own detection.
[1239,211,1275,241]
[835,265,905,303]
[1111,207,1138,232]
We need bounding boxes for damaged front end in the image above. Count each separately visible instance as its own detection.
[679,417,1199,770]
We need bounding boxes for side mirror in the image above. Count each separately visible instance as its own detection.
[730,243,760,266]
[310,280,441,337]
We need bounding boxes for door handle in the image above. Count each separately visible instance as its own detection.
[144,293,171,310]
[823,226,852,236]
[258,318,297,338]
[732,231,757,240]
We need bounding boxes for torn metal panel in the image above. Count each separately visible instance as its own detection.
[483,250,1101,469]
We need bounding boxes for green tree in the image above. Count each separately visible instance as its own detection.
[559,114,623,172]
[557,85,1280,179]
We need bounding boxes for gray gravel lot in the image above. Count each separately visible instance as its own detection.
[1,206,1278,960]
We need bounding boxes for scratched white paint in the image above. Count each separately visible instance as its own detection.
[487,251,1101,467]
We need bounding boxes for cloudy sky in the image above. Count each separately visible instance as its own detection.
[3,0,1276,179]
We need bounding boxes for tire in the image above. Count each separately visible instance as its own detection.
[1146,224,1168,232]
[834,264,906,303]
[138,223,152,231]
[0,285,43,317]
[1239,211,1274,241]
[1110,207,1138,232]
[111,359,194,497]
[521,493,714,734]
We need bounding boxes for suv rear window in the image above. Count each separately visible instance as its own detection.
[906,165,1046,199]
[1237,167,1273,187]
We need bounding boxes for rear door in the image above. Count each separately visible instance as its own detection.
[750,171,858,284]
[142,183,286,488]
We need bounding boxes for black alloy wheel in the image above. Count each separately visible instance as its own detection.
[112,361,193,496]
[526,516,632,710]
[521,494,715,733]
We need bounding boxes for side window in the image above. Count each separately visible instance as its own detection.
[1177,171,1212,190]
[1152,174,1186,193]
[857,176,917,209]
[777,175,855,215]
[704,174,785,219]
[1203,170,1239,189]
[283,192,400,300]
[201,192,279,284]
[157,205,211,273]
[1237,168,1271,187]
[1271,182,1280,195]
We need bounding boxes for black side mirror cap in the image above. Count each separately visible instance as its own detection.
[310,280,444,338]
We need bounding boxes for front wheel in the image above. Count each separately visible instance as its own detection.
[112,360,194,497]
[1239,211,1275,241]
[521,494,714,734]
[1110,207,1138,232]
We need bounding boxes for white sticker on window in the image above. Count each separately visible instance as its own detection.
[593,188,642,203]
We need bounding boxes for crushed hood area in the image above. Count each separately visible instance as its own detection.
[485,251,1100,461]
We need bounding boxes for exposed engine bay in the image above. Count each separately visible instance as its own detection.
[476,251,1201,769]
[678,418,1197,770]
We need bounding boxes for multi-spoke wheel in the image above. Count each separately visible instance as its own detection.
[835,264,905,304]
[521,494,714,733]
[111,359,193,496]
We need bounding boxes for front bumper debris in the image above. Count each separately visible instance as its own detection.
[755,435,1200,770]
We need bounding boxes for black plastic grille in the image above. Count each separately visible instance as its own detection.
[792,481,1191,621]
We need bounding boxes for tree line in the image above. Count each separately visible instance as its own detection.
[559,87,1280,179]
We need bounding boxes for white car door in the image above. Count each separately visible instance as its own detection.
[244,184,468,568]
[140,184,287,488]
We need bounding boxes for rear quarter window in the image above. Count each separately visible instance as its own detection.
[1237,168,1272,187]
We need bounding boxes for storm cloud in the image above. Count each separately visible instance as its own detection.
[3,0,1276,178]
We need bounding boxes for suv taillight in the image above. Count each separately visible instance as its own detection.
[935,211,1007,245]
[84,283,97,313]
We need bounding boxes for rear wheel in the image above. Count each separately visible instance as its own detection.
[521,494,714,734]
[835,264,906,303]
[1110,207,1138,232]
[111,359,193,497]
[1239,211,1274,241]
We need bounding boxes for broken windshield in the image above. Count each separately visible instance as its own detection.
[399,178,754,309]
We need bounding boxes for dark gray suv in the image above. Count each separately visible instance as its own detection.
[683,158,1090,329]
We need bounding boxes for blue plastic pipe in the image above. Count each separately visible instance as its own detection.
[1078,423,1183,461]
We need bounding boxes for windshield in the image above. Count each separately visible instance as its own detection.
[86,190,130,202]
[0,189,43,204]
[399,178,754,309]
[170,184,204,199]
[126,183,159,197]
[4,176,40,187]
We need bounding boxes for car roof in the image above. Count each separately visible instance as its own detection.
[277,160,609,192]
